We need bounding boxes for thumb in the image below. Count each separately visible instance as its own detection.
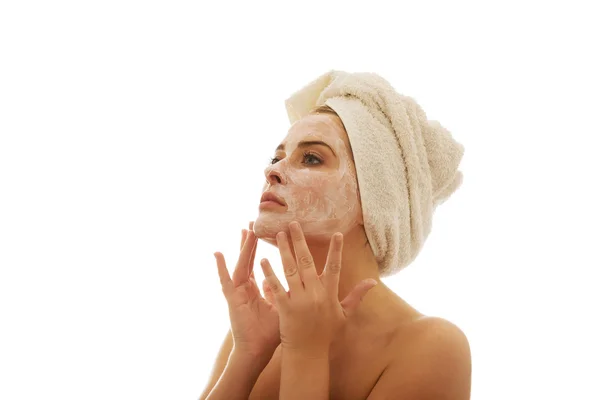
[340,279,378,317]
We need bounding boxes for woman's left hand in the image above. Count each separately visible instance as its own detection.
[259,221,378,357]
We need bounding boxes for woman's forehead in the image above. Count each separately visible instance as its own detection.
[281,114,349,150]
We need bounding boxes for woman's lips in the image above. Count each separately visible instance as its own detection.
[259,200,286,210]
[259,191,287,210]
[260,191,286,206]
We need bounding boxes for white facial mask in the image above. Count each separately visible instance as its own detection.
[254,114,362,243]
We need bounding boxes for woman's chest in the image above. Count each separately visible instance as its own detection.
[249,337,394,400]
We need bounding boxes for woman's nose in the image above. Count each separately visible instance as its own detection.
[265,166,285,185]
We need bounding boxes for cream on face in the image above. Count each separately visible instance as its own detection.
[253,114,362,243]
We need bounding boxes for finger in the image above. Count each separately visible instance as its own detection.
[288,221,318,287]
[324,233,344,297]
[232,230,257,286]
[340,279,378,317]
[214,252,233,296]
[233,230,250,284]
[276,231,304,293]
[247,235,259,281]
[240,229,248,251]
[246,274,263,300]
[247,222,258,280]
[260,258,288,307]
[262,279,276,306]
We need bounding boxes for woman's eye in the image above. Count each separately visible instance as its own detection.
[303,152,322,165]
[269,152,321,166]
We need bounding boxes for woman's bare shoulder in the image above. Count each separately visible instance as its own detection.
[369,316,472,398]
[392,314,469,346]
[387,314,471,381]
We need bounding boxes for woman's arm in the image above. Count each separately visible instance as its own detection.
[205,350,273,400]
[280,348,329,400]
[199,330,233,400]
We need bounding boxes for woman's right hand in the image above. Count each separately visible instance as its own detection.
[214,223,280,359]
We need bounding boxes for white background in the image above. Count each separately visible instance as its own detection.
[1,1,599,399]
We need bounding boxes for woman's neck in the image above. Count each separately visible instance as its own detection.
[303,227,421,327]
[302,226,381,303]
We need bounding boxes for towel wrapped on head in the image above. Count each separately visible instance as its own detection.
[284,70,464,277]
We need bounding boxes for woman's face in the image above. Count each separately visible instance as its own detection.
[253,113,362,243]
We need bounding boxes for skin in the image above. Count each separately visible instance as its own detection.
[253,113,362,244]
[204,112,472,399]
[260,222,378,355]
[253,112,388,306]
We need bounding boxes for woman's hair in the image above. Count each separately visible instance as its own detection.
[309,104,338,117]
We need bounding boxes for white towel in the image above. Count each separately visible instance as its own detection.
[284,70,464,276]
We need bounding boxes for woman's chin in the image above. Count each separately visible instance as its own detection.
[259,236,278,247]
[253,219,281,239]
[253,225,279,247]
[254,219,337,248]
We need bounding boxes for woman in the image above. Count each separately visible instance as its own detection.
[201,71,471,399]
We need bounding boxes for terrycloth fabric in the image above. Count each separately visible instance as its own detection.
[284,70,464,277]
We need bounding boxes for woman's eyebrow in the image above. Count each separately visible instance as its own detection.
[275,140,337,157]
